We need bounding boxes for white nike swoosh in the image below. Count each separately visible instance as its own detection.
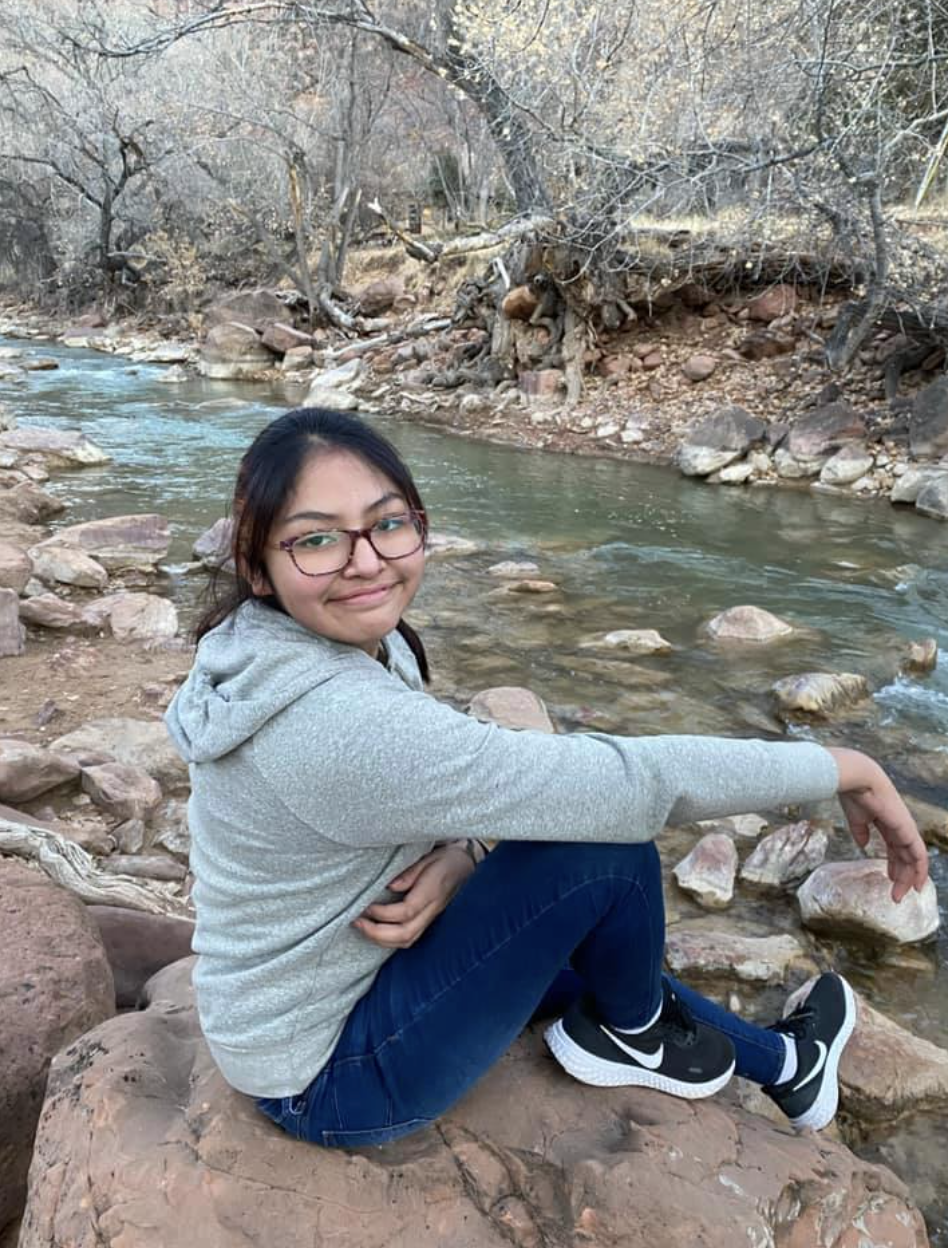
[792,1040,827,1092]
[601,1026,664,1069]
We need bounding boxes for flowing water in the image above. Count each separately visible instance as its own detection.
[3,337,947,1236]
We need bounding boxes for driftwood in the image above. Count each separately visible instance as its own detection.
[0,817,190,917]
[322,314,453,363]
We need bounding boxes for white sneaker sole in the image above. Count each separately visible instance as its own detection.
[788,976,857,1131]
[544,1019,735,1098]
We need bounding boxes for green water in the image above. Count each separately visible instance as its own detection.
[3,337,947,1238]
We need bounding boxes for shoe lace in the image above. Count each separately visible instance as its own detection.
[659,988,699,1044]
[768,1003,815,1041]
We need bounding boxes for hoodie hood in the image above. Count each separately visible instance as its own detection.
[165,598,402,764]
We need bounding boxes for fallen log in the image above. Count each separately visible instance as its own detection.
[0,818,190,917]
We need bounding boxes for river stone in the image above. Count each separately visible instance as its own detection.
[915,473,948,519]
[304,385,359,410]
[102,855,188,883]
[87,907,194,1009]
[0,428,110,467]
[0,861,114,1233]
[772,671,869,718]
[698,813,768,840]
[585,629,672,655]
[502,579,558,594]
[425,532,479,557]
[908,375,948,457]
[784,978,948,1125]
[205,290,286,335]
[715,459,755,484]
[81,762,163,821]
[109,593,178,642]
[819,444,874,485]
[199,323,273,380]
[904,637,938,673]
[306,357,363,396]
[891,466,945,504]
[0,542,31,593]
[193,517,234,567]
[0,739,80,802]
[739,821,828,890]
[681,354,718,382]
[16,958,930,1248]
[18,593,96,632]
[774,447,825,478]
[40,514,171,571]
[51,719,188,791]
[786,402,866,460]
[0,482,65,527]
[797,860,941,943]
[151,798,191,860]
[706,604,793,643]
[672,833,737,909]
[0,588,24,657]
[487,560,540,578]
[665,926,813,982]
[26,543,108,589]
[676,406,766,477]
[466,687,555,733]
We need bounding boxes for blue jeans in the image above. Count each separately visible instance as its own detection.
[256,841,785,1147]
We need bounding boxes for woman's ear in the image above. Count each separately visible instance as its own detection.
[243,562,273,598]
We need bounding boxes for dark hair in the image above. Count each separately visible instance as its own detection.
[193,406,430,681]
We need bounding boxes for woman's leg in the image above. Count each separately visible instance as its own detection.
[258,840,784,1147]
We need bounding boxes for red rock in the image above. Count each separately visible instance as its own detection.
[681,354,718,382]
[17,958,930,1248]
[356,276,405,316]
[599,356,632,377]
[747,284,798,322]
[87,907,194,1007]
[642,352,663,370]
[0,738,80,802]
[519,369,563,397]
[0,861,114,1230]
[260,323,312,355]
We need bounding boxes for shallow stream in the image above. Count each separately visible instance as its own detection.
[3,337,947,1237]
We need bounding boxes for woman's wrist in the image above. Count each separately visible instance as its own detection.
[825,747,885,795]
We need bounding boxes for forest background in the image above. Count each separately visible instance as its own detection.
[3,0,948,389]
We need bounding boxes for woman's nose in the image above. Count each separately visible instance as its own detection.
[345,532,383,574]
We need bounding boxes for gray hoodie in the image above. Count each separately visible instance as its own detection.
[165,597,839,1097]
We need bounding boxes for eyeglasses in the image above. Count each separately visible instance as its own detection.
[277,510,426,577]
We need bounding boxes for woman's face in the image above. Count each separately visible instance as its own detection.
[255,449,425,655]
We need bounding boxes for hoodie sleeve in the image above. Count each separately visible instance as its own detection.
[250,664,840,849]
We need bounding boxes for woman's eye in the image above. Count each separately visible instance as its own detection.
[296,531,340,549]
[374,514,408,533]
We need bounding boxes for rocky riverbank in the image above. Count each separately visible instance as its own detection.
[1,314,948,1244]
[3,274,948,523]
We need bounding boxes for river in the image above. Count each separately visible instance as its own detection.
[3,336,947,1239]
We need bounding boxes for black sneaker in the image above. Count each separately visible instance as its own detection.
[763,972,857,1130]
[544,983,735,1098]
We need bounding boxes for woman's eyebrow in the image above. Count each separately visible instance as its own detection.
[282,491,404,525]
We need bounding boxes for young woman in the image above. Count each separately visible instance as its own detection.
[166,407,928,1148]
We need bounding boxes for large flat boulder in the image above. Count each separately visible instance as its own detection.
[17,958,929,1248]
[199,323,274,380]
[34,514,171,571]
[51,718,188,791]
[0,861,114,1233]
[0,428,110,467]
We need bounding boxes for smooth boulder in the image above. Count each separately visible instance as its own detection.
[17,958,929,1248]
[37,514,170,571]
[0,427,110,467]
[797,860,941,943]
[51,718,188,791]
[0,739,80,802]
[705,604,793,643]
[676,406,766,478]
[0,861,114,1232]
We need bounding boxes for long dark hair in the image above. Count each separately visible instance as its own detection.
[193,407,430,681]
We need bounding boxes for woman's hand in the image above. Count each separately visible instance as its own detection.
[353,845,475,949]
[826,747,929,902]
